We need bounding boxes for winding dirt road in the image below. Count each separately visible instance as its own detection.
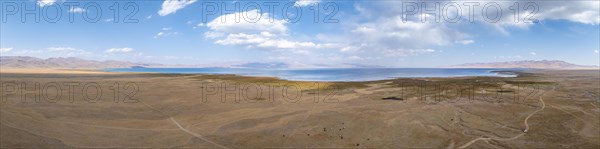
[140,101,229,149]
[457,96,546,149]
[169,117,229,149]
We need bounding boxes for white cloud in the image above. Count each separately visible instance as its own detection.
[45,47,91,56]
[456,40,475,45]
[382,49,436,57]
[530,52,537,56]
[154,31,178,38]
[494,55,523,59]
[324,1,597,61]
[69,7,86,13]
[4,47,92,57]
[479,1,600,34]
[343,16,465,54]
[146,15,153,19]
[206,9,288,34]
[203,31,225,39]
[37,0,56,7]
[0,47,13,53]
[47,47,83,52]
[193,23,205,29]
[103,47,145,59]
[153,27,179,38]
[535,2,600,25]
[214,32,335,50]
[446,1,600,30]
[294,0,320,7]
[267,56,290,60]
[352,1,599,36]
[158,0,197,16]
[340,44,367,52]
[204,7,448,63]
[204,9,337,53]
[348,55,363,60]
[0,47,143,60]
[198,1,600,66]
[154,32,166,38]
[594,50,599,54]
[105,48,134,53]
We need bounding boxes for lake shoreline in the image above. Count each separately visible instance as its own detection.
[104,67,522,82]
[0,67,532,83]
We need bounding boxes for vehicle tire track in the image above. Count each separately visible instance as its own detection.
[139,100,229,149]
[457,96,545,149]
[169,117,229,149]
[0,110,179,131]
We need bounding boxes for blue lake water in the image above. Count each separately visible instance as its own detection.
[105,68,518,82]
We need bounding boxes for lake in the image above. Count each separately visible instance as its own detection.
[105,68,518,82]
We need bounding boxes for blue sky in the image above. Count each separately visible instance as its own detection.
[1,0,599,67]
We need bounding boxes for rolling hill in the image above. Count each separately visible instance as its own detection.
[448,60,598,69]
[0,56,155,69]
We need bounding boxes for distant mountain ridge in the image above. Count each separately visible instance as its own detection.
[5,56,593,69]
[0,56,155,69]
[449,60,598,69]
[0,56,383,69]
[232,62,383,69]
[234,62,289,69]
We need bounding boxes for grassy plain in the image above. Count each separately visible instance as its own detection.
[0,69,598,148]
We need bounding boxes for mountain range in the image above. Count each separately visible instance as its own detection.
[447,60,598,69]
[1,56,597,69]
[0,56,383,69]
[0,56,155,69]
